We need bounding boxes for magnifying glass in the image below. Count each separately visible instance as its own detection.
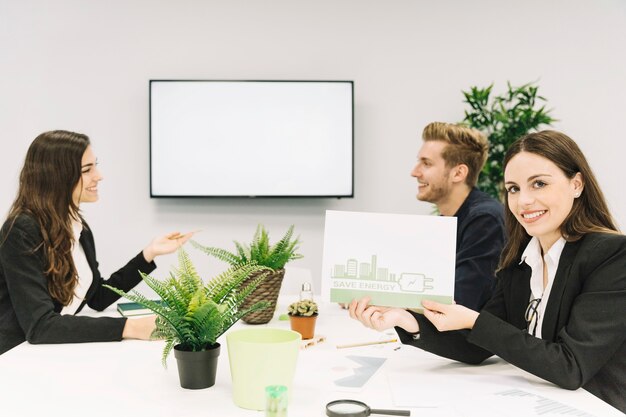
[326,399,410,417]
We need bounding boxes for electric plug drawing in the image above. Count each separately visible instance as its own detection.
[397,273,434,293]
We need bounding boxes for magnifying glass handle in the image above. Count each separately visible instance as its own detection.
[369,409,410,416]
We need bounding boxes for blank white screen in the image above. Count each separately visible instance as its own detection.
[150,81,353,197]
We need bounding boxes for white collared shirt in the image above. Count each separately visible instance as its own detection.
[519,236,566,339]
[61,220,93,315]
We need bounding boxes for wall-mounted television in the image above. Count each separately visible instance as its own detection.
[150,80,354,198]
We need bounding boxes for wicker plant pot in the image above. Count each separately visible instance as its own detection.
[241,269,285,324]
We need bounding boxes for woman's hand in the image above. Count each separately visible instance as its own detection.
[421,299,479,331]
[348,296,419,333]
[142,231,194,262]
[122,315,157,340]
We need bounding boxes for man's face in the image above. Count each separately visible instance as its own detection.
[410,140,453,204]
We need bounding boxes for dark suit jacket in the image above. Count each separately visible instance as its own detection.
[0,215,156,355]
[396,232,626,413]
[453,187,505,311]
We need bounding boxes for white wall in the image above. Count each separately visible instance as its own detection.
[1,0,625,295]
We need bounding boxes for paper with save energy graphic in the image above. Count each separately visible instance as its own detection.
[321,210,457,308]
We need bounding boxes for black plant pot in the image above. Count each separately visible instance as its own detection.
[173,343,221,389]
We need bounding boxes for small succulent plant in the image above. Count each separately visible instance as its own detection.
[288,299,318,317]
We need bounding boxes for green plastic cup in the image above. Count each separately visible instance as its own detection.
[226,328,301,410]
[265,385,288,417]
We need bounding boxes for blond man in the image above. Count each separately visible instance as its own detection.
[410,122,505,310]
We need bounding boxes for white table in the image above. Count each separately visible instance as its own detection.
[0,301,621,417]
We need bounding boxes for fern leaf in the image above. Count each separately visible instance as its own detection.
[104,283,169,317]
[163,272,194,313]
[190,239,241,265]
[177,248,203,292]
[266,226,301,269]
[250,225,270,263]
[161,338,176,368]
[177,247,196,275]
[233,241,249,264]
[186,301,223,349]
[143,273,189,317]
[222,300,271,334]
[232,270,270,307]
[104,283,188,345]
[105,244,279,364]
[269,225,294,258]
[206,263,268,305]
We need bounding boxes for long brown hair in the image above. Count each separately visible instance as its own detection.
[499,130,618,270]
[4,130,90,305]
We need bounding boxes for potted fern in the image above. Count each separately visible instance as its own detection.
[288,299,318,340]
[104,248,270,389]
[191,224,303,324]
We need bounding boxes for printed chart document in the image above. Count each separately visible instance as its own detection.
[389,372,601,417]
[321,210,456,308]
[331,355,387,392]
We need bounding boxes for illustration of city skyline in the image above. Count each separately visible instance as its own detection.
[331,255,435,293]
[331,254,395,281]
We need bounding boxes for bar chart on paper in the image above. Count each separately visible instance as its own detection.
[486,389,599,417]
[331,355,387,392]
[388,370,612,417]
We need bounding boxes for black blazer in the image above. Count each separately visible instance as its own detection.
[396,232,626,413]
[452,187,505,311]
[0,215,156,355]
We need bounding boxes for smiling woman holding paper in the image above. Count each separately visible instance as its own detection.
[0,130,193,355]
[349,131,625,413]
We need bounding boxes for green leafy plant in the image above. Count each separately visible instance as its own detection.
[104,248,270,366]
[288,299,318,317]
[461,81,556,200]
[190,224,303,270]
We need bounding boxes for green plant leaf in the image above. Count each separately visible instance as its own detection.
[105,247,272,366]
[189,240,241,266]
[461,81,556,201]
[192,225,302,270]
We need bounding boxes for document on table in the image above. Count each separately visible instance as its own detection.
[461,389,601,417]
[388,371,531,407]
[330,355,387,392]
[321,210,456,308]
[388,372,600,417]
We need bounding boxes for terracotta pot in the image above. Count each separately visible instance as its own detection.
[289,313,318,340]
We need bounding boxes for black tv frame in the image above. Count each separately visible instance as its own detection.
[149,79,354,199]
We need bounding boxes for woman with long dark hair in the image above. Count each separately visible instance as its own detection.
[349,130,625,412]
[0,130,191,355]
